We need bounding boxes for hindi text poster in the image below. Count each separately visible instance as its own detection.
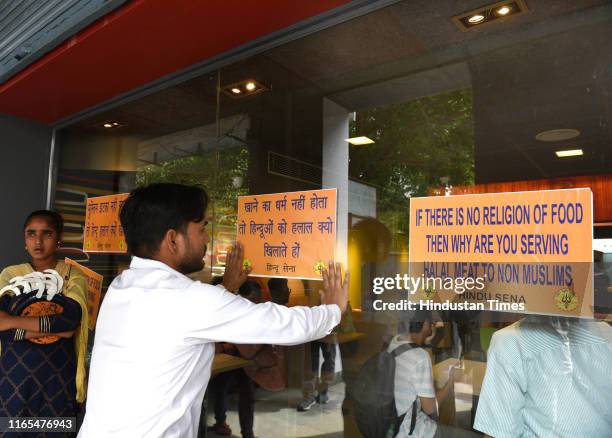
[237,189,337,280]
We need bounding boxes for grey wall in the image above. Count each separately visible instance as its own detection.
[0,114,52,267]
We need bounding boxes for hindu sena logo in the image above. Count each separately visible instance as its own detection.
[313,261,326,277]
[417,286,437,300]
[554,287,578,311]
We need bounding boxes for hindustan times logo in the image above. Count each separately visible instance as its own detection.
[372,274,486,295]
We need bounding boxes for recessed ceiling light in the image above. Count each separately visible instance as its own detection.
[102,121,124,129]
[536,128,580,142]
[555,149,583,158]
[468,14,485,24]
[346,136,375,146]
[452,1,527,31]
[496,5,511,15]
[223,79,269,98]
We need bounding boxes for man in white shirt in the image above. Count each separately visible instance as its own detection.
[78,183,348,437]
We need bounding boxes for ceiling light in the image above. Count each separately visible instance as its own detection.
[496,5,511,15]
[223,79,269,98]
[452,1,527,31]
[536,128,580,142]
[102,121,125,129]
[346,136,375,146]
[555,149,583,158]
[468,14,485,24]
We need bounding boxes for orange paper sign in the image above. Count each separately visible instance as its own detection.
[83,193,129,253]
[65,258,103,330]
[237,189,337,280]
[409,189,594,317]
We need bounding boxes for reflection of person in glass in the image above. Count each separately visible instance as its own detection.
[594,250,612,316]
[297,339,337,411]
[293,276,339,412]
[79,183,349,437]
[209,280,264,438]
[350,217,392,315]
[0,210,89,427]
[268,278,290,306]
[474,315,612,437]
[390,311,478,438]
[339,217,393,434]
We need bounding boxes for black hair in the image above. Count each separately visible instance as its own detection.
[211,276,224,286]
[268,278,290,305]
[119,183,208,258]
[267,278,288,290]
[398,309,433,334]
[238,280,262,301]
[24,210,64,236]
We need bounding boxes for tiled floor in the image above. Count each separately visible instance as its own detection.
[206,382,345,438]
[206,380,475,437]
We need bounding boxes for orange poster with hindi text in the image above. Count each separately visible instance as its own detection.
[237,189,337,280]
[65,258,103,330]
[83,193,129,254]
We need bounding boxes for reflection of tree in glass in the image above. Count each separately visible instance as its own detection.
[349,88,475,243]
[136,147,249,223]
[136,147,248,277]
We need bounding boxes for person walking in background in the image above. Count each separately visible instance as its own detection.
[297,340,337,411]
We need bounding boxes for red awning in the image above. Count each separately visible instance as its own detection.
[0,0,351,124]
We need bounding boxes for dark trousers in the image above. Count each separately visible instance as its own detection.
[211,369,254,437]
[302,341,336,398]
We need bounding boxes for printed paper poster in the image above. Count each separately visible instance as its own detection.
[409,189,593,317]
[83,193,129,253]
[237,189,337,280]
[65,258,103,330]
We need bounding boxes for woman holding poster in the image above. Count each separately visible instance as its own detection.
[0,210,88,431]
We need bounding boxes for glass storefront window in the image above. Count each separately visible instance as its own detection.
[53,1,612,436]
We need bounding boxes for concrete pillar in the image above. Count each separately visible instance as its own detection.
[322,97,350,288]
[0,114,53,267]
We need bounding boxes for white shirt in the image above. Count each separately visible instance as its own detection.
[78,257,340,438]
[388,336,437,438]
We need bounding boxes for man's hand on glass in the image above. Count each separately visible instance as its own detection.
[222,242,251,292]
[319,261,349,314]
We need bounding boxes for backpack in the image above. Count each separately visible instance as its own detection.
[353,342,419,438]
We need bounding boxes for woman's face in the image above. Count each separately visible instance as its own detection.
[24,217,59,262]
